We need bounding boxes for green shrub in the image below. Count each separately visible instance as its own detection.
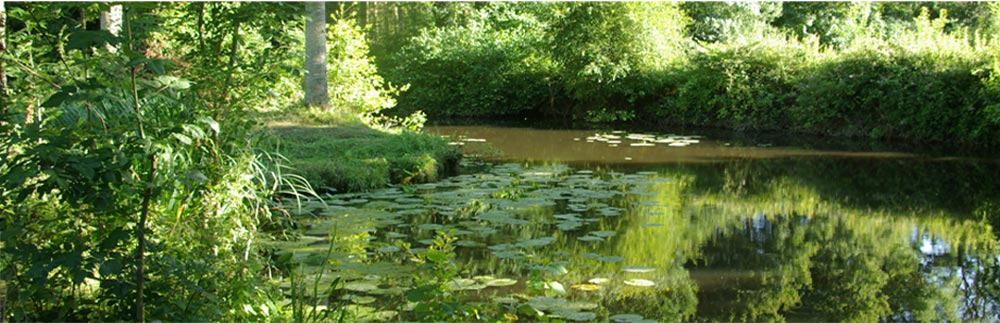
[655,38,811,130]
[387,22,553,117]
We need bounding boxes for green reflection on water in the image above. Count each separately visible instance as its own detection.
[277,152,1000,321]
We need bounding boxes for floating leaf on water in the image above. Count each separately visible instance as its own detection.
[492,250,525,259]
[452,230,474,236]
[597,256,624,263]
[485,278,518,287]
[623,279,655,287]
[488,243,515,251]
[630,142,655,147]
[563,311,598,321]
[343,281,379,293]
[557,221,583,231]
[571,284,602,291]
[577,236,604,242]
[610,314,646,323]
[668,142,688,147]
[588,278,610,284]
[475,210,529,225]
[528,296,568,310]
[545,281,567,295]
[417,223,445,231]
[641,223,664,227]
[598,207,623,217]
[516,237,556,248]
[492,296,520,304]
[454,240,483,247]
[589,230,617,237]
[622,266,656,273]
[469,227,499,235]
[445,278,487,291]
[554,213,582,220]
[376,246,401,253]
[632,200,660,207]
[345,294,377,304]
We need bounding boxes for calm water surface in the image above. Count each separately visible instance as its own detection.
[283,125,1000,322]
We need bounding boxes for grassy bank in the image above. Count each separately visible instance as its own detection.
[264,112,460,192]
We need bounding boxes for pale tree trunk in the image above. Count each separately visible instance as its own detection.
[1,0,7,101]
[0,3,7,317]
[100,4,122,52]
[304,2,329,109]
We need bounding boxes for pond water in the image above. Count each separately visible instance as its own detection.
[276,125,1000,322]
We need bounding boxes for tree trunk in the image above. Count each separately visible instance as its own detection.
[304,2,328,109]
[100,4,123,52]
[1,0,8,107]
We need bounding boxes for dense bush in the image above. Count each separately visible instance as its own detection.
[385,3,554,117]
[371,2,1000,146]
[656,37,812,130]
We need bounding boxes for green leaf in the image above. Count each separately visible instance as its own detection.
[67,30,117,50]
[405,284,436,302]
[41,87,79,107]
[518,304,545,318]
[198,116,220,134]
[153,75,191,90]
[146,59,167,75]
[173,133,193,145]
[426,249,450,263]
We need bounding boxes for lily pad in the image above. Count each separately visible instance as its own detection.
[597,256,625,263]
[454,240,483,247]
[445,278,487,291]
[417,223,446,231]
[610,314,646,322]
[563,311,598,321]
[485,278,518,287]
[588,278,610,284]
[492,250,525,259]
[376,246,401,253]
[343,281,379,293]
[517,237,556,248]
[577,236,604,242]
[571,283,602,291]
[344,294,377,304]
[623,279,655,287]
[589,230,617,237]
[557,221,583,231]
[622,266,656,273]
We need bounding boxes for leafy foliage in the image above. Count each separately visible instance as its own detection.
[0,3,303,321]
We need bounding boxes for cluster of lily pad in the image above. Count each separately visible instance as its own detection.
[272,162,675,322]
[576,131,702,147]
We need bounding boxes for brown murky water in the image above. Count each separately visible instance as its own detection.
[428,125,927,164]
